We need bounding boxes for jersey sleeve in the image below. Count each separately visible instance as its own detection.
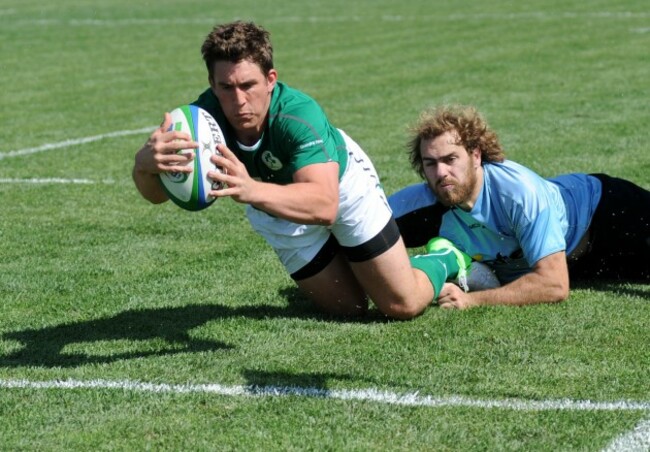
[508,189,566,266]
[388,183,447,248]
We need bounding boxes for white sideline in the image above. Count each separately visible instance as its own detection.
[9,12,650,27]
[603,418,650,452]
[0,178,114,184]
[0,378,649,412]
[0,127,155,160]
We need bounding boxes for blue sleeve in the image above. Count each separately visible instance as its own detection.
[388,183,447,248]
[388,183,437,218]
[510,192,566,266]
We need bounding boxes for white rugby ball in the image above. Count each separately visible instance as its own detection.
[159,105,225,211]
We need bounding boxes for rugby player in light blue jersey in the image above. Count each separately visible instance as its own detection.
[389,105,649,309]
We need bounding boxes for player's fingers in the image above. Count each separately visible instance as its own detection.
[210,153,237,173]
[166,137,199,152]
[209,186,232,198]
[162,151,193,163]
[160,112,172,131]
[158,129,195,146]
[160,164,193,174]
[215,143,238,160]
[206,168,232,188]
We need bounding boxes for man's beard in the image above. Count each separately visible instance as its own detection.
[431,168,477,207]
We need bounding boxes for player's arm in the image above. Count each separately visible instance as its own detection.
[209,143,340,225]
[132,112,197,204]
[438,251,569,309]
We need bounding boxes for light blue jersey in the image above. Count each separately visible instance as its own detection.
[389,161,602,283]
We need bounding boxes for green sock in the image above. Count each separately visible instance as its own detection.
[409,250,462,298]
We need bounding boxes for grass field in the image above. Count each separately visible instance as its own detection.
[1,0,649,450]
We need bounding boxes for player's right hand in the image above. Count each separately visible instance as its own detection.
[134,113,198,175]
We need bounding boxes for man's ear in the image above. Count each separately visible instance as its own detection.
[266,69,278,92]
[472,147,482,168]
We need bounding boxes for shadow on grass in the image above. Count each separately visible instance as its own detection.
[0,303,301,369]
[0,287,388,369]
[570,279,650,300]
[242,369,377,393]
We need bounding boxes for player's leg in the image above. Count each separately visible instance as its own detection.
[348,238,435,319]
[332,130,461,319]
[292,250,368,317]
[342,220,464,319]
[574,174,650,280]
[245,205,369,316]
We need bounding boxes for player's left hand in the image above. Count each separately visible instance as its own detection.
[207,143,259,203]
[437,282,474,309]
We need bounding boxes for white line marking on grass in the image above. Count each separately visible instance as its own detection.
[10,12,650,27]
[0,178,114,185]
[1,378,649,412]
[0,127,155,160]
[602,418,650,452]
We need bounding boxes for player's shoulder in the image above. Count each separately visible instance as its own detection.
[192,88,218,111]
[485,160,550,195]
[483,160,561,217]
[269,82,334,146]
[271,82,325,120]
[388,183,437,218]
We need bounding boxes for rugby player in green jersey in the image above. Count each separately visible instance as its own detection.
[133,21,484,319]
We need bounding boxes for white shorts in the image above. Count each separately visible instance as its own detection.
[246,130,393,275]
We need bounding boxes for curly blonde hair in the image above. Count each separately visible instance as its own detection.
[407,105,505,179]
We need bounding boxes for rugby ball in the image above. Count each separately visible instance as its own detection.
[159,105,225,211]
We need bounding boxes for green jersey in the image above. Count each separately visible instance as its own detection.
[192,81,348,184]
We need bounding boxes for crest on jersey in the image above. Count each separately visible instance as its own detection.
[261,150,283,171]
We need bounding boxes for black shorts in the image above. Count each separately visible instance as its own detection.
[570,174,650,281]
[290,217,401,281]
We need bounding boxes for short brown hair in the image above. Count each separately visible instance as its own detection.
[201,21,274,81]
[407,105,505,179]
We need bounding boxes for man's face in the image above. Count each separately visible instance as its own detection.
[420,130,481,209]
[210,59,277,144]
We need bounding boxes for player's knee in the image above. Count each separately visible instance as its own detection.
[377,299,426,320]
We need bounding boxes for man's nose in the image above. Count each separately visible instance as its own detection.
[234,88,246,105]
[435,163,450,180]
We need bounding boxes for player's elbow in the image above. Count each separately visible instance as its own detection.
[148,195,170,205]
[314,200,338,226]
[547,279,570,303]
[137,188,169,205]
[133,169,169,204]
[380,301,425,320]
[533,254,570,304]
[320,212,337,227]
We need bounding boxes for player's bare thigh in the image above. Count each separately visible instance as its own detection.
[294,251,368,317]
[349,237,434,319]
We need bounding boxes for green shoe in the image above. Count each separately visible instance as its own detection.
[425,237,472,291]
[426,237,501,292]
